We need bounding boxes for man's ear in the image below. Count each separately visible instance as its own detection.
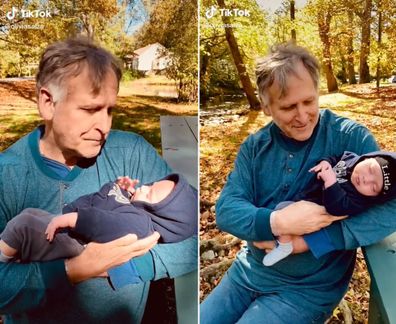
[261,103,271,116]
[38,87,55,120]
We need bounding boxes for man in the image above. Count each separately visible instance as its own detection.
[0,37,196,323]
[200,43,396,323]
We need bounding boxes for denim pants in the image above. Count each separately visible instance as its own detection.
[200,272,330,324]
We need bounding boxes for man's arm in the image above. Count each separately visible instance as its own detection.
[0,162,72,314]
[65,232,160,283]
[0,154,160,314]
[0,222,159,314]
[308,199,396,259]
[108,235,198,289]
[215,140,274,241]
[216,139,343,241]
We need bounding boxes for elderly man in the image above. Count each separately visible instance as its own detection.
[200,43,396,323]
[0,37,196,323]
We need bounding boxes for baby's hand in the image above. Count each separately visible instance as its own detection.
[309,160,332,174]
[45,212,78,242]
[45,220,59,242]
[310,161,336,188]
[117,176,139,195]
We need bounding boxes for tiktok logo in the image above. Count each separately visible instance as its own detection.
[205,6,217,19]
[6,7,18,20]
[5,6,52,20]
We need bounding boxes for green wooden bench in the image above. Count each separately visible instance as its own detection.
[161,116,198,324]
[364,232,396,323]
[143,116,198,324]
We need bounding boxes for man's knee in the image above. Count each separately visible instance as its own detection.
[201,273,252,324]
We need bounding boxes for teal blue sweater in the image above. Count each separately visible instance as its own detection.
[216,109,396,313]
[0,127,197,323]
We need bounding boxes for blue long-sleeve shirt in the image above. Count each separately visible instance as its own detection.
[0,126,197,323]
[216,109,396,313]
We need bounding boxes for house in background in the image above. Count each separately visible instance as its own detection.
[123,53,138,71]
[132,43,171,75]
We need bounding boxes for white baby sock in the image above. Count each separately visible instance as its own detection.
[263,241,293,266]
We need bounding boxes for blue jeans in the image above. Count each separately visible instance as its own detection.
[200,273,330,324]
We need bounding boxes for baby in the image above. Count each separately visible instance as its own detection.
[263,151,396,266]
[0,173,197,263]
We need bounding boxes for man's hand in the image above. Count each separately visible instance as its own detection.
[65,232,160,284]
[272,201,346,236]
[254,235,308,254]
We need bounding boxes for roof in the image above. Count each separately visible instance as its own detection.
[134,43,165,56]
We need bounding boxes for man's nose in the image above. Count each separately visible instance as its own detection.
[295,105,309,123]
[95,110,112,135]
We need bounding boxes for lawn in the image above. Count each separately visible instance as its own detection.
[0,79,197,153]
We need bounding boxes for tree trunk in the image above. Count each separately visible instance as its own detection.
[290,0,296,43]
[376,7,382,89]
[216,0,261,110]
[200,46,210,104]
[347,10,357,84]
[81,13,95,40]
[339,53,347,84]
[359,0,372,84]
[317,11,338,92]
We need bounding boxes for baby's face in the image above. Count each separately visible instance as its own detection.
[132,180,175,203]
[351,158,383,196]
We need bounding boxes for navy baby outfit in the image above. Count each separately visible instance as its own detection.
[64,173,197,243]
[303,151,396,257]
[298,151,396,216]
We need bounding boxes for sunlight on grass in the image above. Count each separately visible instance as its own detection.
[0,81,196,153]
[319,92,362,108]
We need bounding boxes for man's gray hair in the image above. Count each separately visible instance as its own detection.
[36,37,122,102]
[256,43,319,105]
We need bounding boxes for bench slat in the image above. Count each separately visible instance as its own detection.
[160,115,198,324]
[160,116,198,188]
[364,232,396,324]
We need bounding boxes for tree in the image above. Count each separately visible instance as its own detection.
[346,10,357,84]
[290,0,296,43]
[135,0,198,102]
[376,0,382,89]
[314,0,339,92]
[359,0,373,83]
[0,0,128,77]
[216,0,260,109]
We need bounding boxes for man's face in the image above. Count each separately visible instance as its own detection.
[262,62,319,141]
[43,67,118,164]
[351,158,383,196]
